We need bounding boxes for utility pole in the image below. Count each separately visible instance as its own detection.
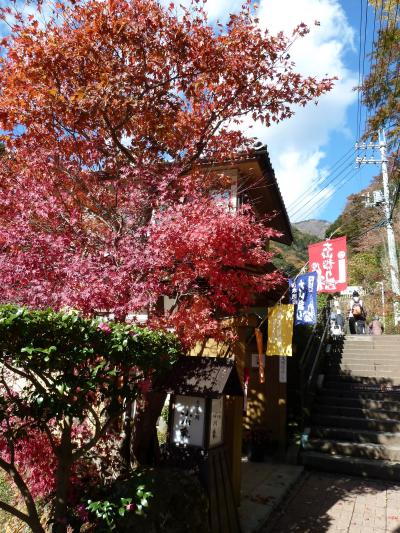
[376,281,385,330]
[356,129,400,325]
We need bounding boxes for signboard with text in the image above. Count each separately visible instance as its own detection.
[172,395,205,447]
[289,271,318,325]
[308,237,348,293]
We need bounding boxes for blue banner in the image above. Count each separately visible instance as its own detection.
[289,272,318,325]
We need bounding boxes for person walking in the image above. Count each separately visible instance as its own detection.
[369,315,384,335]
[348,291,367,334]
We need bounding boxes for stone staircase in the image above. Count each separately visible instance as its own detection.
[302,335,400,480]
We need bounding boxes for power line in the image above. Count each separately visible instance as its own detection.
[287,147,354,211]
[361,0,370,135]
[289,159,355,219]
[288,152,355,214]
[357,0,365,141]
[389,142,400,221]
[366,0,378,123]
[348,217,387,244]
[294,166,358,222]
[363,0,385,134]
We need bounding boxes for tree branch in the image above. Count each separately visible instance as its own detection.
[1,361,48,397]
[72,411,114,461]
[103,113,136,164]
[0,499,31,525]
[0,457,44,533]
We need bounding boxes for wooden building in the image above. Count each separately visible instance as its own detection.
[187,144,294,503]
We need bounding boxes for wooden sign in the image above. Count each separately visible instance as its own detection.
[172,395,205,447]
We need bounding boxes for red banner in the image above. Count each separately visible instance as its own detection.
[308,236,347,293]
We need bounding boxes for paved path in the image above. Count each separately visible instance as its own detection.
[240,460,304,533]
[262,471,400,533]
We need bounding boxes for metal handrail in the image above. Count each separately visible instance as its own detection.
[298,306,330,422]
[298,322,318,368]
[306,318,330,389]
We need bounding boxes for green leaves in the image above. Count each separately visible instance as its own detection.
[87,484,153,530]
[0,304,181,421]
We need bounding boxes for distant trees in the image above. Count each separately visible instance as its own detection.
[325,174,400,289]
[271,227,319,277]
[361,0,399,147]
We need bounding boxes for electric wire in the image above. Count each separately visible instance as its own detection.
[384,0,399,86]
[360,0,370,136]
[365,0,378,128]
[388,142,400,221]
[357,0,365,142]
[294,166,358,222]
[287,147,354,211]
[289,159,355,219]
[288,153,355,214]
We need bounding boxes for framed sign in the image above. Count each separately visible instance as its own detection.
[172,395,205,447]
[209,397,223,448]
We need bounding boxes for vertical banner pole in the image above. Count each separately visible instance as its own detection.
[255,327,265,384]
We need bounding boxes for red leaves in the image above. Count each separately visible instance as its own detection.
[0,0,332,346]
[144,197,283,346]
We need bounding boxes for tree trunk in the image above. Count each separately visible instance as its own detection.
[52,420,73,533]
[132,391,166,465]
[119,397,133,475]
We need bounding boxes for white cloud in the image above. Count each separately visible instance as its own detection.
[246,0,357,221]
[2,0,357,223]
[201,0,358,222]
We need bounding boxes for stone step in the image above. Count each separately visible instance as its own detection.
[305,438,400,461]
[314,404,400,421]
[319,388,400,401]
[345,338,400,343]
[318,395,400,412]
[302,451,400,482]
[326,365,400,373]
[344,337,373,342]
[326,357,400,369]
[310,426,400,445]
[342,345,400,350]
[344,335,400,341]
[325,371,400,381]
[340,350,400,357]
[323,378,400,388]
[332,350,400,363]
[340,351,400,358]
[311,413,400,432]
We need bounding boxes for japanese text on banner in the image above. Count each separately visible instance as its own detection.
[289,272,318,325]
[308,236,347,293]
[266,304,294,357]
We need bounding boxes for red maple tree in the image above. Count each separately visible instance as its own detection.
[0,0,333,346]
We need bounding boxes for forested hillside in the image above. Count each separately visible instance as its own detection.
[271,226,320,277]
[274,169,399,330]
[325,173,400,288]
[273,170,399,316]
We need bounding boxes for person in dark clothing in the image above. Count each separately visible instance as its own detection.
[348,290,366,334]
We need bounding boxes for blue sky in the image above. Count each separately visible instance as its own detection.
[0,0,379,224]
[183,0,379,223]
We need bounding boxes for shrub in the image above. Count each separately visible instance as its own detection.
[85,467,210,533]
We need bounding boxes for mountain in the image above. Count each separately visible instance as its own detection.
[293,219,331,239]
[271,226,320,277]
